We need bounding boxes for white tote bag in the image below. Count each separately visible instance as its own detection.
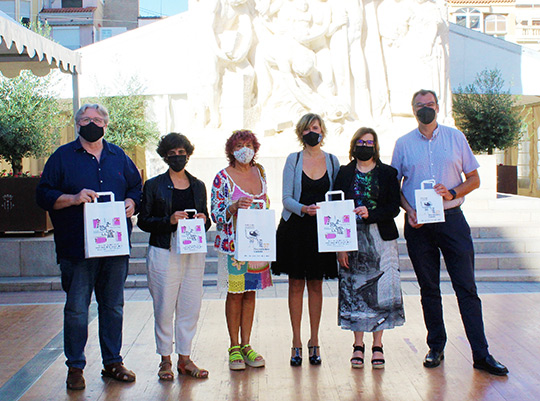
[415,179,445,224]
[176,209,208,254]
[235,200,276,262]
[84,192,130,258]
[316,190,358,253]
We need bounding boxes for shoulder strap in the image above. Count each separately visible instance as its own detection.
[295,151,301,168]
[330,154,337,177]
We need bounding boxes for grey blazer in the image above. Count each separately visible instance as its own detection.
[281,150,340,221]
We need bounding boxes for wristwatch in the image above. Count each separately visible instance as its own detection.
[449,189,457,200]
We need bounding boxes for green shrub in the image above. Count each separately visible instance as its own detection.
[453,68,523,154]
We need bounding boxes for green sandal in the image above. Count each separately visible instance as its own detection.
[241,344,265,368]
[228,346,246,371]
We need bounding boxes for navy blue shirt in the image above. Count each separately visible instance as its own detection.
[36,138,142,260]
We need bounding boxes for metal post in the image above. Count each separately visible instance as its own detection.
[72,72,80,137]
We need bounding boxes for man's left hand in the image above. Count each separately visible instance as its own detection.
[434,183,453,201]
[125,198,136,218]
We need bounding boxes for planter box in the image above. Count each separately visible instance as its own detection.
[497,165,518,195]
[0,177,53,234]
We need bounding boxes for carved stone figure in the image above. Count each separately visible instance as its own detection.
[189,0,451,130]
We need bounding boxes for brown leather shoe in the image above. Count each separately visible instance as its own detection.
[66,367,85,390]
[101,362,136,382]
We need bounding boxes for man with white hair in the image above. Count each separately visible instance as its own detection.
[37,104,142,390]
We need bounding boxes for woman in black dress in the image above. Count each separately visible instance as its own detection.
[272,114,339,366]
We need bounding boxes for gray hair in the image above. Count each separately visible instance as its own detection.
[74,103,109,124]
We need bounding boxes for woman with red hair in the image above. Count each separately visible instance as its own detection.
[211,130,273,371]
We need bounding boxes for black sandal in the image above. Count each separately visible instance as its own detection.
[371,345,385,369]
[351,344,365,369]
[290,347,302,366]
[308,344,321,365]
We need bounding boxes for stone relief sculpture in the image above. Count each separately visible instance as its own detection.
[378,0,414,116]
[189,0,255,128]
[378,0,451,120]
[189,0,450,130]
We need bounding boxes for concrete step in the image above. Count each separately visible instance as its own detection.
[128,257,218,275]
[3,269,540,292]
[396,237,540,255]
[398,252,540,271]
[130,228,219,244]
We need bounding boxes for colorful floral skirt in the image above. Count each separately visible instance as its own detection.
[218,252,273,293]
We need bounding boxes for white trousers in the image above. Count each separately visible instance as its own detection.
[147,244,205,356]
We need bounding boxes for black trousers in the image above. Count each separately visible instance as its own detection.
[404,208,489,360]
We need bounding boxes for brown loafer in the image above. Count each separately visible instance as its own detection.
[101,362,136,382]
[66,367,85,390]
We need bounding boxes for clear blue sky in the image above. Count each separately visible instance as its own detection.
[139,0,188,17]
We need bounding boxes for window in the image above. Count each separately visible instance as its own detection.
[455,8,482,31]
[52,26,81,50]
[20,0,30,19]
[62,0,82,7]
[0,1,15,19]
[485,15,507,35]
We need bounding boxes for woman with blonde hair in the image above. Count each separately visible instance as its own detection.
[272,113,339,366]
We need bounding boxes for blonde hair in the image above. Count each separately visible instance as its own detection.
[295,113,327,147]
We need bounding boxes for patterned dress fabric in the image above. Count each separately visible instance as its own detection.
[211,165,273,293]
[338,167,405,332]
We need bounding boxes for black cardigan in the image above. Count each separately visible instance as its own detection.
[333,160,400,241]
[137,170,211,249]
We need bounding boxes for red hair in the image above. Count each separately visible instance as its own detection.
[225,130,260,166]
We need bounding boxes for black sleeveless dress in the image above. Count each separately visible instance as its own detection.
[272,171,338,280]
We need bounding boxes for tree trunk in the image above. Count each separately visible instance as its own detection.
[11,159,23,175]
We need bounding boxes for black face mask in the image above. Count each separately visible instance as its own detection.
[416,106,436,125]
[303,131,322,147]
[353,146,375,161]
[78,122,104,143]
[167,155,187,172]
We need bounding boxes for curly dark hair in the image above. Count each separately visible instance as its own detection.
[156,133,195,158]
[225,130,260,166]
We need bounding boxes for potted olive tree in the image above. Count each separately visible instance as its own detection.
[90,77,160,180]
[453,68,523,194]
[0,70,67,233]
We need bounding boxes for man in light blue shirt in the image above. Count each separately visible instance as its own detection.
[391,89,508,376]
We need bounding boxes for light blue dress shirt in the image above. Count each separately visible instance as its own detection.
[391,124,480,210]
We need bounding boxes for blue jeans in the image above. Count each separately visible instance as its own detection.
[60,256,129,369]
[404,208,489,360]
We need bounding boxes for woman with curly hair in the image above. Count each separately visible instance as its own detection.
[211,130,273,371]
[138,133,211,380]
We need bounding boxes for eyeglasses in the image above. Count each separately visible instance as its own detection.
[79,117,105,127]
[356,139,374,147]
[414,101,437,109]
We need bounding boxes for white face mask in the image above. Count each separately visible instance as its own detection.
[233,147,255,164]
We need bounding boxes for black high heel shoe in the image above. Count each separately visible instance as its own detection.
[308,343,321,365]
[290,347,302,366]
